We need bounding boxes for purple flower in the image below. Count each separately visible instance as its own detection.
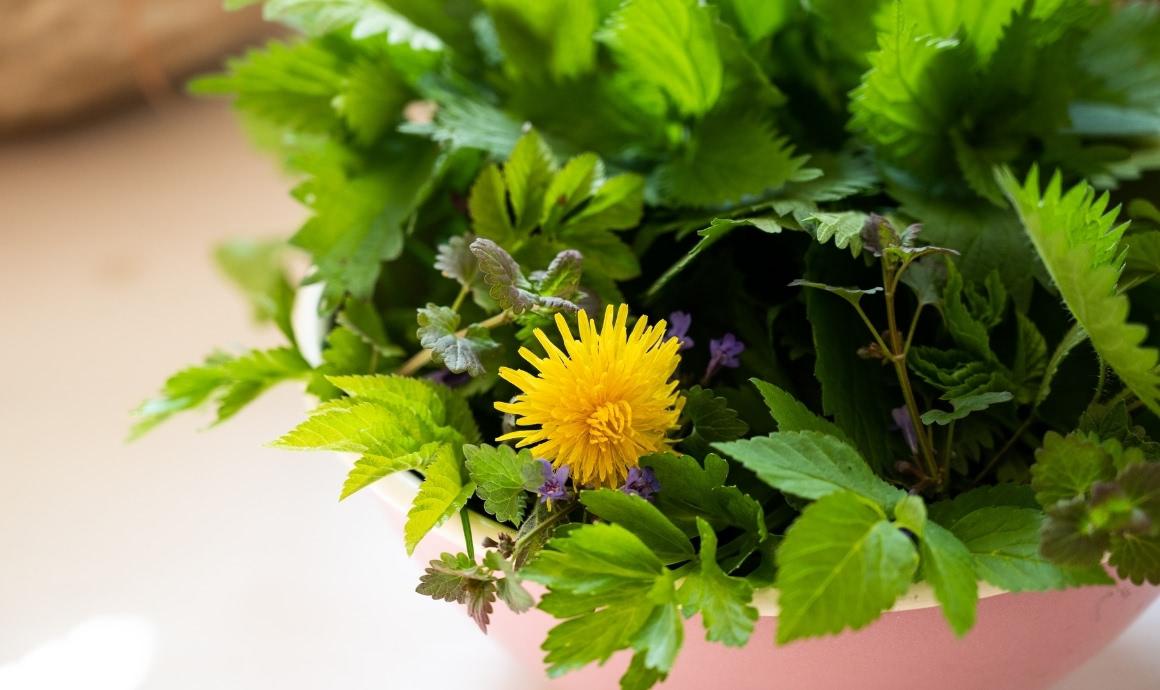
[426,368,471,388]
[666,311,695,351]
[536,459,570,504]
[891,406,918,455]
[703,333,745,384]
[621,466,661,501]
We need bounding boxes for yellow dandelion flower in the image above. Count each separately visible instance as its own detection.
[495,304,684,488]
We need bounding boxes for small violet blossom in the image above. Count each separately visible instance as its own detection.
[535,459,570,504]
[891,406,919,455]
[666,311,695,351]
[703,333,745,383]
[621,466,661,501]
[425,368,471,388]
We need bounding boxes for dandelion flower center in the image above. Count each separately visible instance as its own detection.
[494,304,684,487]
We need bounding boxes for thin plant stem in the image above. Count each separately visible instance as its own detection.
[973,415,1034,486]
[461,510,475,561]
[903,303,926,355]
[450,283,470,313]
[941,421,956,489]
[396,311,511,376]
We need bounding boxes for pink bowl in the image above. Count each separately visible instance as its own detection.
[368,473,1158,690]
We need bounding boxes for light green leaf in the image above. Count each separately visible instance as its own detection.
[580,490,694,564]
[678,518,757,647]
[921,522,979,637]
[562,173,646,235]
[463,443,538,526]
[483,0,599,81]
[405,445,476,554]
[469,164,517,245]
[775,492,919,643]
[790,279,883,307]
[1031,431,1117,507]
[998,166,1160,416]
[504,130,558,233]
[598,0,722,117]
[893,495,928,537]
[642,453,766,546]
[653,108,808,208]
[715,431,905,508]
[750,378,851,444]
[213,238,296,344]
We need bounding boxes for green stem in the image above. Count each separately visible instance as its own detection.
[396,311,511,377]
[450,283,470,313]
[903,303,926,356]
[973,415,1034,486]
[461,510,475,561]
[941,421,956,489]
[883,262,939,485]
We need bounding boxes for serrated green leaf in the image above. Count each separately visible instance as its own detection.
[715,431,904,508]
[504,130,558,233]
[1031,431,1118,507]
[469,164,517,246]
[540,153,602,230]
[580,490,694,564]
[337,55,408,144]
[405,444,476,554]
[998,166,1160,416]
[417,551,498,631]
[563,174,645,235]
[920,522,979,637]
[468,238,539,313]
[653,108,808,208]
[642,453,766,547]
[677,518,757,647]
[775,492,919,643]
[679,386,748,459]
[598,0,722,117]
[483,0,599,81]
[463,443,538,526]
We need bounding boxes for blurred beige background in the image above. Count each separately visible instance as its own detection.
[0,6,1157,689]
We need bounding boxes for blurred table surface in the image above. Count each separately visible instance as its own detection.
[0,100,1156,690]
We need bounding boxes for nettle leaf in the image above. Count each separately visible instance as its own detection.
[679,386,749,458]
[417,304,500,376]
[677,518,757,647]
[463,443,539,526]
[405,444,476,555]
[715,431,905,509]
[598,0,722,117]
[921,391,1013,426]
[920,522,979,637]
[523,523,681,681]
[276,374,478,501]
[642,453,766,548]
[434,234,479,287]
[775,491,919,643]
[998,167,1160,416]
[416,552,497,632]
[132,347,310,437]
[944,507,1112,591]
[470,238,539,313]
[580,490,694,564]
[653,108,809,208]
[750,379,851,444]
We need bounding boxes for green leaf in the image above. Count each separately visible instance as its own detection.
[483,0,599,81]
[998,166,1160,417]
[927,483,1038,526]
[337,299,405,359]
[790,279,883,307]
[920,522,979,637]
[560,229,640,282]
[132,348,310,437]
[405,444,476,554]
[715,431,905,508]
[416,304,500,376]
[563,174,646,235]
[598,0,722,117]
[679,386,748,458]
[946,507,1112,591]
[1035,322,1089,408]
[523,523,680,677]
[921,391,1013,426]
[775,492,919,643]
[580,490,694,565]
[337,54,408,144]
[1032,431,1118,507]
[1012,312,1049,403]
[533,249,583,300]
[653,108,808,208]
[469,164,518,246]
[463,443,538,526]
[504,130,558,233]
[892,0,1024,62]
[893,495,928,537]
[214,238,296,344]
[677,518,757,647]
[642,453,766,546]
[483,551,536,612]
[750,379,852,444]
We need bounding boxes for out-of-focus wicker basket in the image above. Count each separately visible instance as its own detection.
[0,0,275,135]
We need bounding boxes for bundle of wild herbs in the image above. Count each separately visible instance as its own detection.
[135,0,1160,686]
